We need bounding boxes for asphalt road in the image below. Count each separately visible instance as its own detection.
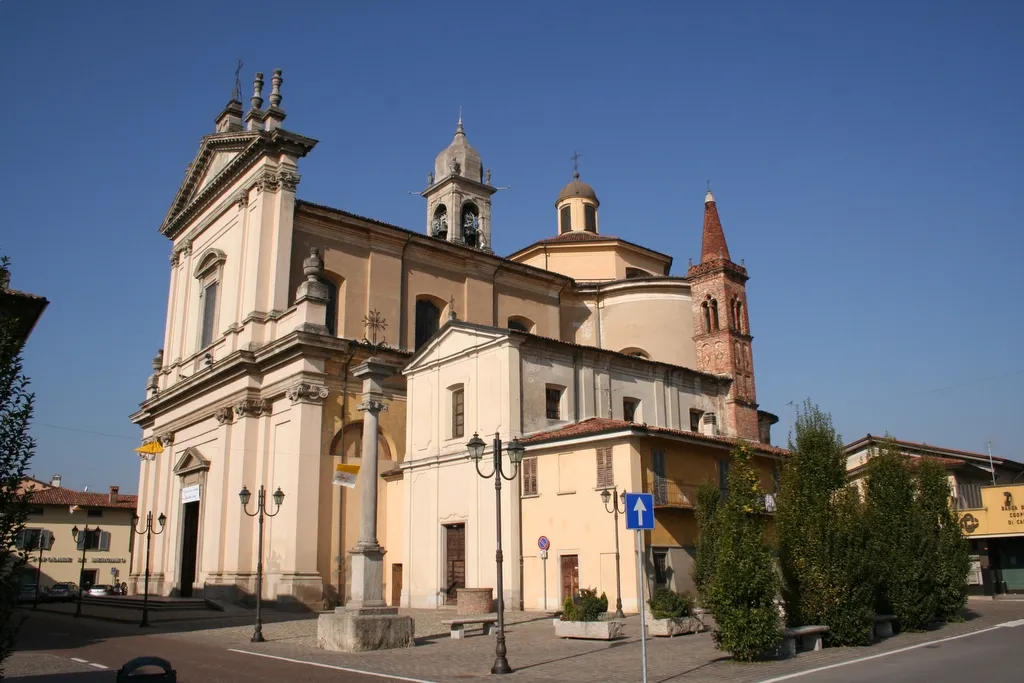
[760,619,1024,683]
[7,609,417,683]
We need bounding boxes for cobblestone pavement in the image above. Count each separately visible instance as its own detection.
[163,599,1024,683]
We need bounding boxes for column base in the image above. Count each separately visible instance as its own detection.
[317,610,415,652]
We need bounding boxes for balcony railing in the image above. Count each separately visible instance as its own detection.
[653,482,698,508]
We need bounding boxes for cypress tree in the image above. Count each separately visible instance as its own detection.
[707,445,781,661]
[692,482,720,607]
[915,458,970,621]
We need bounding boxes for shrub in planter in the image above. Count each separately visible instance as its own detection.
[556,588,620,640]
[648,588,693,619]
[560,588,608,622]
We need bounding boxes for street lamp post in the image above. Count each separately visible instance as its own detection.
[129,511,167,627]
[239,484,285,643]
[71,525,99,618]
[467,431,525,676]
[600,487,627,619]
[32,529,52,610]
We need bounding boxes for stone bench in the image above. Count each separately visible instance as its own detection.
[441,615,498,639]
[780,625,830,657]
[873,614,897,640]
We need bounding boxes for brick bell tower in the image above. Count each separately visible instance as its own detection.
[688,189,759,440]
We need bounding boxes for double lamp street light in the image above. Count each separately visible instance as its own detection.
[130,510,167,627]
[467,431,525,676]
[600,487,627,619]
[70,524,98,619]
[240,484,285,644]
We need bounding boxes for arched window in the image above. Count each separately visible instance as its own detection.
[625,267,652,279]
[449,384,465,439]
[737,300,745,334]
[507,316,535,333]
[710,298,720,331]
[415,297,442,349]
[734,341,743,371]
[431,205,448,239]
[560,205,572,233]
[619,347,650,359]
[323,278,338,337]
[330,422,393,461]
[461,202,480,247]
[193,248,227,351]
[584,204,597,232]
[701,301,711,333]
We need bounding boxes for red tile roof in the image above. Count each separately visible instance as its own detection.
[25,487,138,510]
[699,197,731,263]
[535,231,618,244]
[521,417,789,457]
[845,434,1022,467]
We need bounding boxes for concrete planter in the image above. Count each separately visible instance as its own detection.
[645,614,705,637]
[554,619,624,640]
[455,588,494,616]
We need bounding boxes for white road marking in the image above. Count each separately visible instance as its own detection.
[226,648,440,683]
[70,658,89,664]
[88,662,108,670]
[758,619,1024,683]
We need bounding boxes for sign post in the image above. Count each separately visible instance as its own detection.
[624,493,654,683]
[538,536,550,611]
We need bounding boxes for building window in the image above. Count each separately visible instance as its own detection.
[710,298,720,331]
[522,457,538,496]
[77,529,110,551]
[16,528,42,550]
[737,300,745,334]
[462,202,480,247]
[323,278,339,337]
[28,507,43,516]
[689,409,704,433]
[87,509,103,518]
[596,447,614,489]
[653,549,668,585]
[560,205,572,233]
[719,459,731,498]
[507,316,534,333]
[431,204,448,239]
[620,347,649,359]
[652,450,667,505]
[545,385,563,420]
[451,387,465,439]
[625,267,651,279]
[199,280,219,349]
[415,298,442,349]
[584,204,597,232]
[701,301,711,333]
[623,398,640,423]
[193,248,226,351]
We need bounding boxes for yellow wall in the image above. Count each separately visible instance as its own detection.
[21,504,136,590]
[959,484,1024,539]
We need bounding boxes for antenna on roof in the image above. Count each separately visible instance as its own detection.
[987,440,996,486]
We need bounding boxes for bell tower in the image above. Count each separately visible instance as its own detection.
[688,190,759,440]
[422,116,497,251]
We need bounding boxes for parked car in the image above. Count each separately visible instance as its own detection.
[87,584,114,597]
[17,584,47,603]
[48,582,79,602]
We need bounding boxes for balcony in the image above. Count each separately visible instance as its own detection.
[652,482,698,509]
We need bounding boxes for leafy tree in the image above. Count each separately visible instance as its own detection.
[706,446,781,661]
[0,255,37,672]
[863,438,934,630]
[915,459,970,621]
[777,401,873,645]
[692,482,720,606]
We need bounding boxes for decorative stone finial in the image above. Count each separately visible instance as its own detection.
[152,349,164,372]
[269,69,283,108]
[705,189,715,204]
[251,72,265,111]
[303,247,324,280]
[295,247,329,303]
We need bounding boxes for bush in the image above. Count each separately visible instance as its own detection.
[692,482,720,606]
[916,459,970,621]
[560,588,608,622]
[777,401,874,645]
[707,446,782,661]
[648,588,693,619]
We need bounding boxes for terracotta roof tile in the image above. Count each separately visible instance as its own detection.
[522,417,789,457]
[700,197,731,263]
[535,232,616,244]
[24,487,138,510]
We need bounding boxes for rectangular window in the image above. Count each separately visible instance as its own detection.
[28,507,43,516]
[522,457,538,496]
[76,529,104,551]
[451,388,465,439]
[16,528,42,550]
[200,280,219,349]
[596,447,614,489]
[719,459,731,498]
[623,398,639,423]
[584,205,597,232]
[545,386,563,420]
[559,205,572,233]
[652,450,667,505]
[87,509,103,518]
[689,409,703,433]
[653,549,668,585]
[957,482,983,510]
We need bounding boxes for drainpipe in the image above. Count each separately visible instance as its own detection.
[336,343,358,604]
[397,234,414,350]
[491,262,505,326]
[595,284,603,349]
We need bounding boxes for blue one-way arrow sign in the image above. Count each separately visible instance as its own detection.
[624,492,655,530]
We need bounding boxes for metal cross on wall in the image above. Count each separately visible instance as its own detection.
[361,310,389,354]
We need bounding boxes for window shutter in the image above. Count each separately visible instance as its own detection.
[596,448,613,489]
[523,458,538,496]
[99,531,111,552]
[14,530,24,550]
[44,530,54,551]
[77,533,86,551]
[653,450,667,504]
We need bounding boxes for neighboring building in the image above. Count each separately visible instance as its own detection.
[17,478,138,592]
[130,69,780,609]
[845,435,1024,596]
[0,263,49,346]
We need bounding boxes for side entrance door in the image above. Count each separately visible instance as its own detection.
[444,524,466,605]
[560,554,579,603]
[391,564,403,606]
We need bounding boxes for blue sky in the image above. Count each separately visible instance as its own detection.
[2,1,1022,492]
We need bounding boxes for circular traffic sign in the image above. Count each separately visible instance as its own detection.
[538,536,550,551]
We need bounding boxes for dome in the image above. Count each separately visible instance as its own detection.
[434,118,484,184]
[557,172,599,206]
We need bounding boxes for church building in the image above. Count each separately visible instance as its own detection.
[129,70,782,612]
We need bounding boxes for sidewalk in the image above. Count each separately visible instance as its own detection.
[163,600,1024,682]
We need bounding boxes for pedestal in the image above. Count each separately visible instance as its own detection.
[317,609,415,652]
[346,544,389,612]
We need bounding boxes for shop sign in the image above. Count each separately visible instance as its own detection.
[94,558,126,564]
[41,556,74,563]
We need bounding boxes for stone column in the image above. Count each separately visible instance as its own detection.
[345,358,392,613]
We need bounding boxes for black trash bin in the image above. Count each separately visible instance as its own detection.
[116,657,176,683]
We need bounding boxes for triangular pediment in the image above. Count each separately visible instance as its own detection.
[195,149,242,192]
[402,321,511,375]
[173,447,210,476]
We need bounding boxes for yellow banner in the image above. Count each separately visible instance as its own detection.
[134,441,164,455]
[333,463,360,488]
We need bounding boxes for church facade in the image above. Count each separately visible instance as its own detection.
[129,69,781,611]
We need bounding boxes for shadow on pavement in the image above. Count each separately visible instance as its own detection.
[9,673,114,682]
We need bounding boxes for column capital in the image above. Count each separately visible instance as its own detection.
[357,399,388,415]
[286,381,329,405]
[214,406,234,424]
[234,398,268,418]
